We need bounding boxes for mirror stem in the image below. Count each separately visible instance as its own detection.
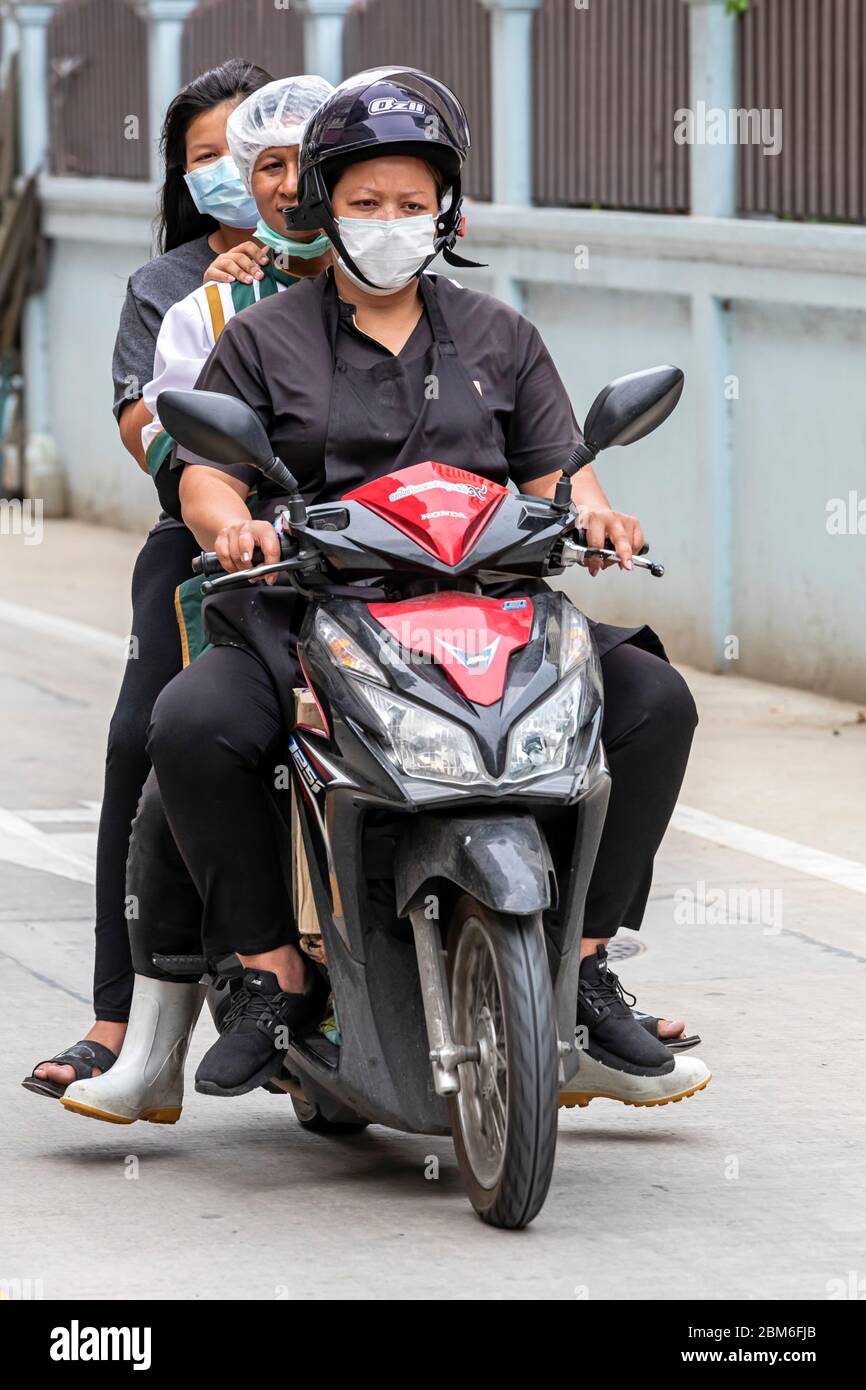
[286,494,307,526]
[566,439,598,475]
[553,439,598,510]
[263,456,307,525]
[266,456,300,494]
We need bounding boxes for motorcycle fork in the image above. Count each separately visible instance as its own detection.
[408,908,479,1097]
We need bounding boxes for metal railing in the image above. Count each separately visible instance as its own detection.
[343,0,493,201]
[46,0,148,179]
[181,0,304,86]
[533,0,690,212]
[738,0,866,222]
[31,0,866,226]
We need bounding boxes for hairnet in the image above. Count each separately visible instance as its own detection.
[227,75,335,192]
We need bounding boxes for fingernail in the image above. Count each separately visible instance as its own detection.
[626,559,633,570]
[242,552,250,562]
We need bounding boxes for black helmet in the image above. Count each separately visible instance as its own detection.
[283,67,483,290]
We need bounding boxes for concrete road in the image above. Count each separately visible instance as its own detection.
[1,522,865,1300]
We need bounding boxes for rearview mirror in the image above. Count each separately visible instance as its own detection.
[583,365,684,453]
[157,389,275,472]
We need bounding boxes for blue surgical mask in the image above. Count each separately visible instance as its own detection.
[184,155,258,229]
[254,218,331,260]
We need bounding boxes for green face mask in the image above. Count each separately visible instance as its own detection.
[255,218,331,260]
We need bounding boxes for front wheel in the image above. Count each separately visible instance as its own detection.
[448,895,559,1229]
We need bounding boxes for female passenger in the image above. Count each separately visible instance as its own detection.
[23,59,274,1099]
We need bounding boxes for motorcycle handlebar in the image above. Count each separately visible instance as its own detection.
[192,550,226,577]
[190,524,652,585]
[192,538,296,577]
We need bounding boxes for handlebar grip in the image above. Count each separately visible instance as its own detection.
[192,546,269,577]
[572,529,649,556]
[192,551,219,577]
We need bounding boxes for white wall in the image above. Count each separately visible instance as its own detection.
[40,178,159,533]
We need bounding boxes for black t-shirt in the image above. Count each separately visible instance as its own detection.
[111,234,215,421]
[185,271,579,498]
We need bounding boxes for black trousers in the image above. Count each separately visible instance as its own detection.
[92,523,200,1019]
[134,636,697,974]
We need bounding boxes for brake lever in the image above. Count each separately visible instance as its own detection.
[562,539,665,578]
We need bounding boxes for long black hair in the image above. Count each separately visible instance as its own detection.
[157,58,272,254]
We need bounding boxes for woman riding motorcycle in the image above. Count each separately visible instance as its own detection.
[23,58,275,1100]
[63,69,709,1125]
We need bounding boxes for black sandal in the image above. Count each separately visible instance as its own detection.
[633,1010,702,1053]
[22,1041,118,1100]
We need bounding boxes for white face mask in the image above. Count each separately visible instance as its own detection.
[336,214,437,296]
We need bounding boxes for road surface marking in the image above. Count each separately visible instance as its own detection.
[15,804,101,824]
[0,599,126,659]
[0,808,95,885]
[2,798,864,898]
[672,804,866,896]
[3,604,865,898]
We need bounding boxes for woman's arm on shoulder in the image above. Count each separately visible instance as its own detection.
[204,239,269,285]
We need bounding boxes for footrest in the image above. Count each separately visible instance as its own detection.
[152,954,207,977]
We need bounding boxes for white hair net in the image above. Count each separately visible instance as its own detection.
[227,75,335,192]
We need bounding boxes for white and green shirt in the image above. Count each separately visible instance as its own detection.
[141,257,298,477]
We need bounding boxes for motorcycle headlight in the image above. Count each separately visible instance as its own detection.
[349,679,486,785]
[315,610,385,684]
[507,604,601,782]
[506,670,585,781]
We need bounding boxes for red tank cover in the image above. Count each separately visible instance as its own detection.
[367,592,534,707]
[344,460,508,566]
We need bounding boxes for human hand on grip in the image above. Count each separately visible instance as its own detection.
[203,240,268,285]
[214,519,282,585]
[578,507,645,578]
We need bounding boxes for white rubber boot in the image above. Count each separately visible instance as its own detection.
[560,1050,711,1109]
[61,977,206,1125]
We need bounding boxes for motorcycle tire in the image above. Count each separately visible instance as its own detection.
[291,1095,370,1135]
[447,894,559,1230]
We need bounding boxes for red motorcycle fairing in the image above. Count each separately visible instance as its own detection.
[367,591,534,707]
[343,460,508,567]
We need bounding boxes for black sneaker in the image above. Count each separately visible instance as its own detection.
[576,945,675,1075]
[196,967,323,1097]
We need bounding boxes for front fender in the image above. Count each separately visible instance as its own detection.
[394,813,555,918]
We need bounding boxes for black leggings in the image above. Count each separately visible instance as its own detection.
[92,523,200,1020]
[134,637,697,972]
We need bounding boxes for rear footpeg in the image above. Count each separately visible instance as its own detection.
[152,952,243,980]
[152,954,207,977]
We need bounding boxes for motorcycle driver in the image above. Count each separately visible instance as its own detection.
[63,69,709,1125]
